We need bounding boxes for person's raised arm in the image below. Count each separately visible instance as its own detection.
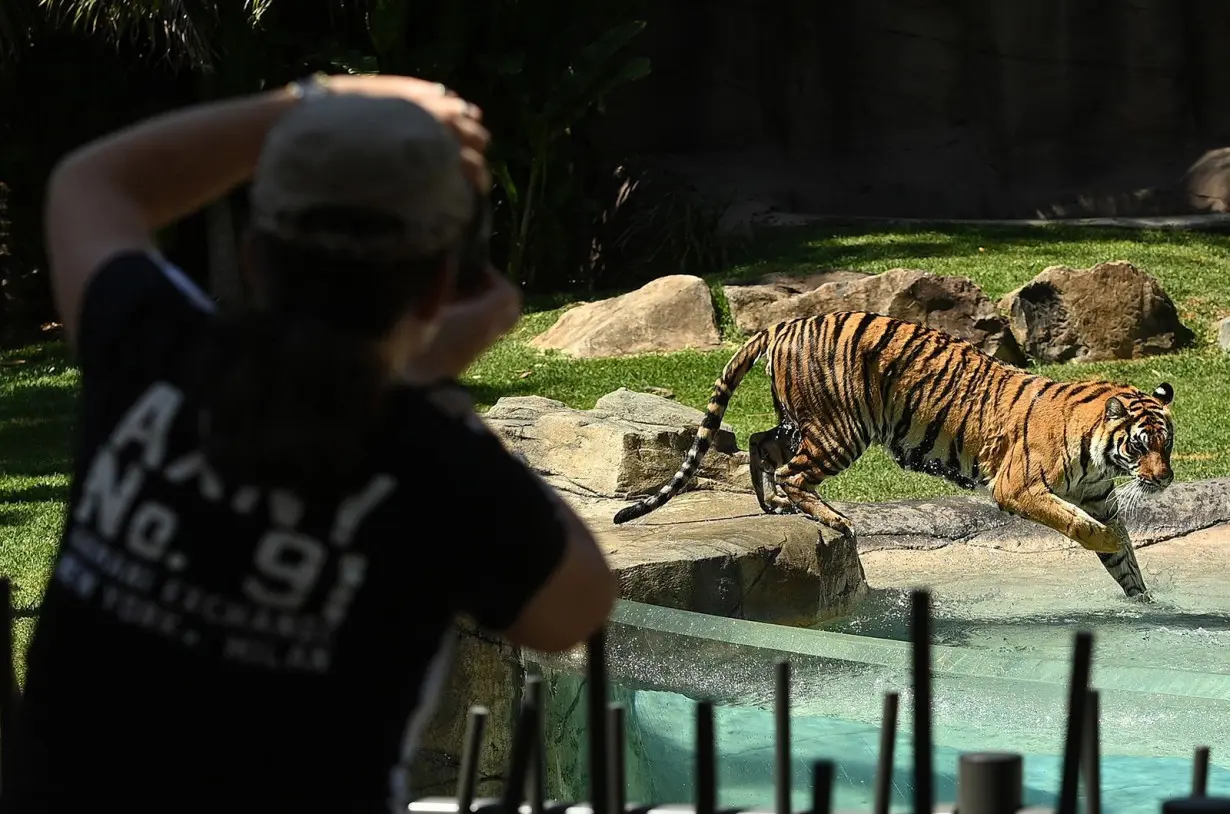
[499,498,618,653]
[427,389,617,652]
[43,73,490,348]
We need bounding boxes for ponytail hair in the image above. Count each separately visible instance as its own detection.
[193,209,451,497]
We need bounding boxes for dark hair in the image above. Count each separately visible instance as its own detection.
[192,206,452,497]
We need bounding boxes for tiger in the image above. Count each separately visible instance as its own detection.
[612,311,1178,602]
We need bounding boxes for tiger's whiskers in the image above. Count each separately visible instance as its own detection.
[1112,478,1147,521]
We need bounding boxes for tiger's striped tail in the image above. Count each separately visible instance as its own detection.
[612,329,772,525]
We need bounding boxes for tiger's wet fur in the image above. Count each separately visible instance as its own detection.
[612,311,1178,602]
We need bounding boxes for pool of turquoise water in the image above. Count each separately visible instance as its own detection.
[535,598,1230,814]
[626,685,1230,814]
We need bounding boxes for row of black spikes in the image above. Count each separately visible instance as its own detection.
[438,589,1220,814]
[0,579,1218,811]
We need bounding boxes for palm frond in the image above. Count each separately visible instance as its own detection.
[37,0,233,68]
[0,0,40,66]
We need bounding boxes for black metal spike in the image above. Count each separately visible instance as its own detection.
[812,760,834,814]
[588,630,610,814]
[1161,796,1230,814]
[526,676,546,814]
[609,704,626,814]
[910,589,933,814]
[956,752,1023,814]
[1193,747,1211,797]
[1056,631,1094,814]
[696,699,717,814]
[457,706,490,814]
[776,660,792,814]
[874,692,899,814]
[1083,690,1102,814]
[502,694,542,814]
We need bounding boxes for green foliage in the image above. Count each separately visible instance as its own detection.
[362,0,654,291]
[0,0,38,63]
[1,0,677,334]
[37,0,274,68]
[596,167,752,292]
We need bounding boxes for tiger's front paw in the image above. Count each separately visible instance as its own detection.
[824,517,855,538]
[767,497,799,516]
[1080,526,1126,554]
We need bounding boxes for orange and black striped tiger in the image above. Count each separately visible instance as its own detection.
[612,311,1177,602]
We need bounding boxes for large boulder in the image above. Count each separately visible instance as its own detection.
[1179,147,1230,214]
[577,491,868,628]
[482,389,750,500]
[529,274,722,359]
[480,388,868,626]
[721,269,872,330]
[406,620,524,800]
[723,267,1026,365]
[999,261,1195,363]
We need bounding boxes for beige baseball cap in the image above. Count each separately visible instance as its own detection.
[248,92,474,259]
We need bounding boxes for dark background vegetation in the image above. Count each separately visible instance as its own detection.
[4,0,1230,346]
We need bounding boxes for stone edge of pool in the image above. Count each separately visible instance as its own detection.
[410,477,1230,799]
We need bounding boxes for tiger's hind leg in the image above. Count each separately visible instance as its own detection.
[773,445,857,537]
[749,424,800,515]
[1082,491,1152,603]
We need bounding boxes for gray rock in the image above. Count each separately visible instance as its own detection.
[723,267,1026,365]
[406,620,524,800]
[834,477,1230,553]
[529,274,722,359]
[1219,316,1230,353]
[577,490,869,628]
[482,389,870,626]
[999,261,1195,363]
[483,389,750,500]
[721,268,872,332]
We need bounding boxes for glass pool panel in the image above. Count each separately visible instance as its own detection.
[529,599,1230,814]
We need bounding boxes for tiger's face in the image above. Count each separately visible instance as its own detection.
[1104,382,1175,492]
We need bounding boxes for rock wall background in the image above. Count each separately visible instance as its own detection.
[594,0,1230,219]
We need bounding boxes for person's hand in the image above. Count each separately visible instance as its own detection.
[407,268,523,382]
[323,73,491,192]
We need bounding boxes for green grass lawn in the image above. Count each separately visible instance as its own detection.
[472,223,1230,500]
[4,222,1230,674]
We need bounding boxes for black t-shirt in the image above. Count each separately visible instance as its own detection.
[2,252,568,813]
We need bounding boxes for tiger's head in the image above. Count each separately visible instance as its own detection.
[1104,382,1175,493]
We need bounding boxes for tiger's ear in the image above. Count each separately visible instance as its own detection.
[1105,396,1128,420]
[1153,382,1174,405]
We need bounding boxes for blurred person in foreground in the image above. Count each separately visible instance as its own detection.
[1,72,616,814]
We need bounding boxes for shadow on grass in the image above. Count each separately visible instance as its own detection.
[0,387,76,481]
[462,377,539,407]
[529,221,1230,307]
[724,221,1230,282]
[0,481,70,505]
